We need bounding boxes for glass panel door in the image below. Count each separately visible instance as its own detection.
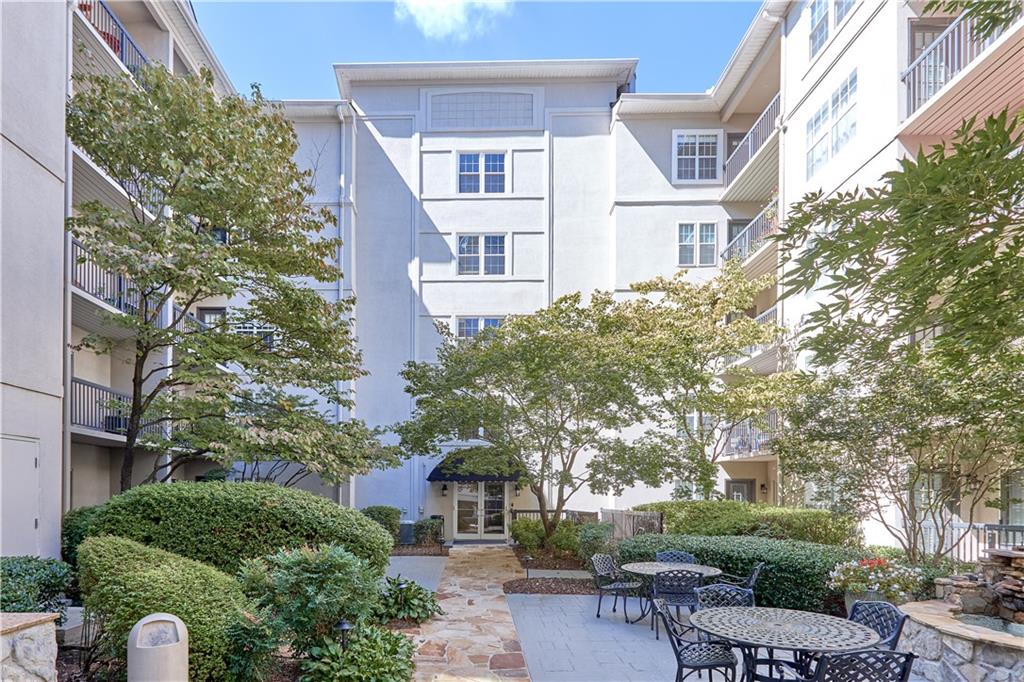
[456,482,479,537]
[482,482,506,537]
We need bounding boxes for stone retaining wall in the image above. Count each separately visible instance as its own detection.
[1,613,59,682]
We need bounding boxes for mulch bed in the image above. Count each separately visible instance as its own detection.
[392,543,449,556]
[503,577,597,595]
[513,545,584,570]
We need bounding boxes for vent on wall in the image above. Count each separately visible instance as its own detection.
[430,92,534,130]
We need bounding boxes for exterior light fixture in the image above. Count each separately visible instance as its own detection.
[335,619,353,651]
[441,484,448,497]
[760,483,768,495]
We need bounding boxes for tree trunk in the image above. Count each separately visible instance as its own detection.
[119,446,134,492]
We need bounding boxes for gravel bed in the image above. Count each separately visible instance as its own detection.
[503,577,597,595]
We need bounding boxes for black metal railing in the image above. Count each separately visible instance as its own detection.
[70,377,161,436]
[77,0,147,76]
[725,93,781,186]
[71,238,140,315]
[725,410,780,458]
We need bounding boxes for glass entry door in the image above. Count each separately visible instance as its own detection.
[454,482,507,540]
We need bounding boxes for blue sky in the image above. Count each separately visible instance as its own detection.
[192,1,761,99]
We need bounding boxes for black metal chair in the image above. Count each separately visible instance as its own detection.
[656,549,697,564]
[653,598,737,682]
[716,561,765,590]
[695,583,755,610]
[591,553,641,620]
[808,649,916,682]
[653,569,703,639]
[848,601,908,650]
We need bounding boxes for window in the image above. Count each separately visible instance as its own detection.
[197,307,226,327]
[679,222,717,267]
[457,317,502,338]
[210,227,228,244]
[234,323,277,350]
[1004,473,1024,525]
[457,234,506,275]
[809,0,829,57]
[834,0,854,25]
[457,152,505,194]
[727,219,752,244]
[806,101,830,179]
[673,130,721,183]
[830,70,857,155]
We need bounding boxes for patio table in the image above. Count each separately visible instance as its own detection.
[689,606,880,682]
[620,562,722,625]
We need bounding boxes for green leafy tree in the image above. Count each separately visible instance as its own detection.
[620,262,804,498]
[67,65,397,490]
[925,0,1022,39]
[395,294,659,539]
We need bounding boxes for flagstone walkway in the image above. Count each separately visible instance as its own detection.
[407,544,530,681]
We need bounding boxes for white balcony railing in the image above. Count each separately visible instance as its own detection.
[721,199,779,263]
[902,12,1012,117]
[740,304,779,358]
[724,94,781,186]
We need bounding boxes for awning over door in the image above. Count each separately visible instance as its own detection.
[426,456,520,482]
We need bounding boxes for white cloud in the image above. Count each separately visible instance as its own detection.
[394,0,513,41]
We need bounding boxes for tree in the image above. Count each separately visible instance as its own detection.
[395,293,662,539]
[774,349,1024,564]
[620,262,804,498]
[67,65,398,490]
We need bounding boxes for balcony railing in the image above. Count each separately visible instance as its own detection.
[721,199,780,263]
[902,12,1011,117]
[172,306,210,334]
[71,238,140,315]
[70,377,161,436]
[725,94,781,186]
[741,304,780,358]
[725,410,780,457]
[77,0,148,76]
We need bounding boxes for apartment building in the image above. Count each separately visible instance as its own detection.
[1,0,233,558]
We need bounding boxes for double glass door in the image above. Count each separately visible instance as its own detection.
[455,481,507,540]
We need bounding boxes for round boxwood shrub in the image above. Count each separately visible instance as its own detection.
[361,505,402,543]
[77,535,251,680]
[617,533,866,614]
[412,518,443,546]
[0,556,72,623]
[81,482,392,575]
[61,504,104,570]
[509,518,544,553]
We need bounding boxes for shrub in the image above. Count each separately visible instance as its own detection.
[829,558,923,603]
[0,556,72,623]
[361,505,402,543]
[225,608,284,682]
[83,482,392,575]
[301,625,414,682]
[61,505,103,570]
[238,545,379,657]
[413,518,443,546]
[77,535,250,680]
[547,521,579,555]
[617,533,866,613]
[634,500,861,547]
[576,522,614,564]
[373,576,442,625]
[509,518,544,553]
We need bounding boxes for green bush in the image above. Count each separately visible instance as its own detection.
[0,556,72,623]
[361,505,402,543]
[61,505,103,570]
[509,518,544,553]
[238,545,379,657]
[617,533,866,613]
[548,521,579,555]
[576,522,614,565]
[413,518,443,546]
[225,608,284,682]
[634,500,861,547]
[301,625,414,682]
[78,535,250,680]
[83,482,392,575]
[373,576,442,625]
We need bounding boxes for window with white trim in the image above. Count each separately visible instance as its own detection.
[673,130,722,183]
[809,0,829,57]
[458,152,505,194]
[830,70,857,155]
[679,222,717,267]
[834,0,854,25]
[234,323,277,350]
[457,317,502,338]
[805,101,830,179]
[457,234,506,275]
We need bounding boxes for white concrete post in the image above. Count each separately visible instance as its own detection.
[126,613,188,682]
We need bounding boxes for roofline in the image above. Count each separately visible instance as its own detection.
[155,0,235,95]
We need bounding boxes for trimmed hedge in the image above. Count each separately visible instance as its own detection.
[413,518,443,546]
[509,518,544,552]
[617,534,866,614]
[0,556,72,623]
[61,505,104,570]
[361,505,402,543]
[634,500,861,547]
[78,535,250,680]
[79,482,392,575]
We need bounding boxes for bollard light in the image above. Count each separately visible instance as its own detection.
[335,619,353,651]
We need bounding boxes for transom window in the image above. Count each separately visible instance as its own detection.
[809,0,829,57]
[673,130,722,183]
[458,153,506,194]
[679,222,718,267]
[457,234,506,275]
[457,317,502,338]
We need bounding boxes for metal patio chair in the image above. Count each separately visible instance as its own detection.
[653,598,737,682]
[591,553,641,619]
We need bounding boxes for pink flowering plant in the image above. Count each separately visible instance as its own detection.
[828,558,922,602]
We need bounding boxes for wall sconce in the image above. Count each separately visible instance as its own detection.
[514,483,521,495]
[441,484,448,497]
[759,483,768,495]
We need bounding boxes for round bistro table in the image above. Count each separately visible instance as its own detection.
[689,607,881,682]
[620,562,722,625]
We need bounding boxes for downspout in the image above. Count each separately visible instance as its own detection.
[61,0,75,514]
[336,102,356,508]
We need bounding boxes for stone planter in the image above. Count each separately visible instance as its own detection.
[845,590,886,615]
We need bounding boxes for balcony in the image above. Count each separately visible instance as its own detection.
[900,12,1024,137]
[70,377,162,445]
[723,410,779,461]
[73,0,147,78]
[728,304,781,375]
[721,199,779,279]
[722,94,780,203]
[172,306,210,334]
